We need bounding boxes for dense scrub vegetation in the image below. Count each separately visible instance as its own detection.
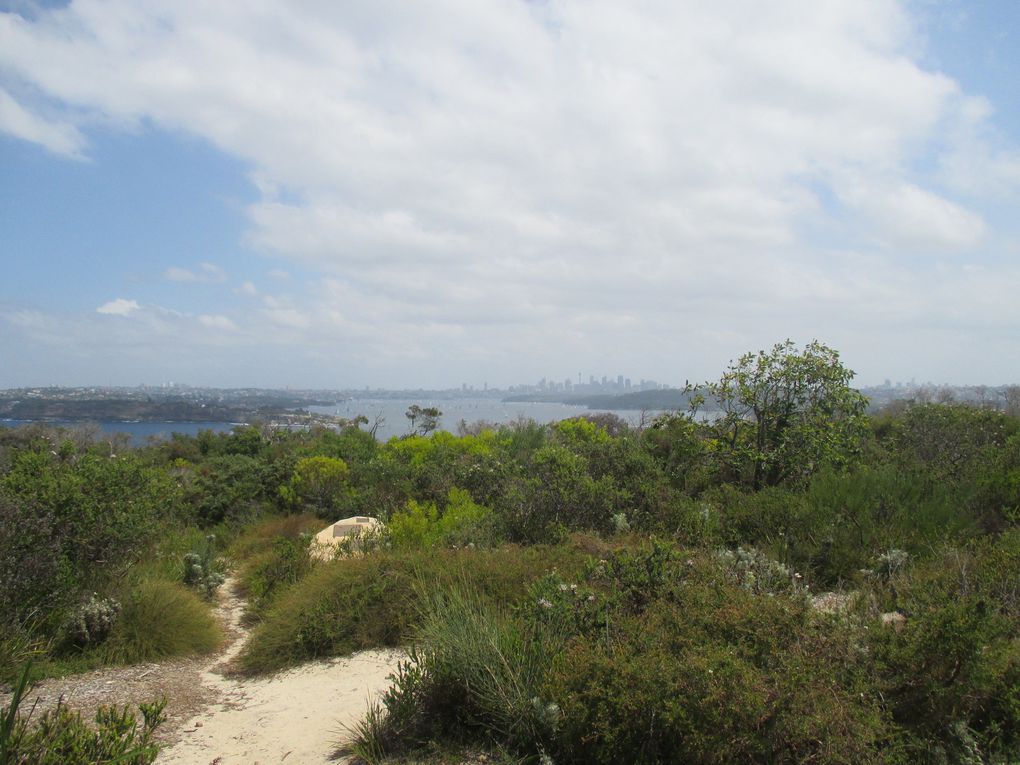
[3,341,1020,763]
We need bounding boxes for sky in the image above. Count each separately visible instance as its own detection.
[1,0,1019,390]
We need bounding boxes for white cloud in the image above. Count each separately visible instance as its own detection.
[96,298,140,316]
[841,179,986,251]
[0,85,84,157]
[2,1,1020,385]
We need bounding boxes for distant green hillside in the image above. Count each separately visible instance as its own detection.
[0,397,249,423]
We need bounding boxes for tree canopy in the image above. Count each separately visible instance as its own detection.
[698,339,868,488]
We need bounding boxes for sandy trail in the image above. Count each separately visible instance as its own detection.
[1,578,403,765]
[155,579,404,765]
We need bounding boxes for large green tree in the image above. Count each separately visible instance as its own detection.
[698,340,868,488]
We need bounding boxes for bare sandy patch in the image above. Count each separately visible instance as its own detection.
[155,578,403,764]
[156,648,403,765]
[3,577,403,764]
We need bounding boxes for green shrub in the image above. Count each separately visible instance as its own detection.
[227,512,322,561]
[101,580,220,665]
[495,445,627,542]
[280,456,351,517]
[867,539,1020,761]
[0,492,69,628]
[888,403,1017,481]
[190,454,276,526]
[353,587,560,760]
[182,535,225,598]
[2,663,165,764]
[239,544,589,674]
[388,488,492,549]
[63,594,121,649]
[350,542,898,765]
[541,556,895,765]
[239,536,315,619]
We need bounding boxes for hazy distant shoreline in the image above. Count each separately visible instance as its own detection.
[0,396,669,445]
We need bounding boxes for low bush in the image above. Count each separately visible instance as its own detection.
[351,587,560,761]
[227,512,322,562]
[350,538,1020,764]
[1,663,165,764]
[387,488,493,549]
[238,544,589,674]
[63,594,121,650]
[865,537,1020,761]
[0,493,68,629]
[493,445,628,542]
[182,535,225,599]
[101,580,220,665]
[238,536,315,620]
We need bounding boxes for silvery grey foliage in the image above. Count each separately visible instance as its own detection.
[66,593,121,646]
[874,548,910,581]
[716,546,807,597]
[182,534,225,598]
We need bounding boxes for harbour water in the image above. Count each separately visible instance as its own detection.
[1,398,671,445]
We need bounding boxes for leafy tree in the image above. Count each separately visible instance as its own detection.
[191,454,269,525]
[697,340,868,488]
[405,405,442,436]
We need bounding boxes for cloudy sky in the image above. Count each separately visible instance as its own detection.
[2,1,1019,389]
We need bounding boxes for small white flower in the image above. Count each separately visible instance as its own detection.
[538,598,553,609]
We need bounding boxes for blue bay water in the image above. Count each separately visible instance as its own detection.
[0,399,670,445]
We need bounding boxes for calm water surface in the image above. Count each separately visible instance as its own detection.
[1,399,670,445]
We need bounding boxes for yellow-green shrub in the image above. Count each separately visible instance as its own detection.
[388,488,491,549]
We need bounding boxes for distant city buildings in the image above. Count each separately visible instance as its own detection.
[503,373,670,395]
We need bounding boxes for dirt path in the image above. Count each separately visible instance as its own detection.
[4,579,404,764]
[156,579,403,765]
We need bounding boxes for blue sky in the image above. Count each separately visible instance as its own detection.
[2,1,1019,389]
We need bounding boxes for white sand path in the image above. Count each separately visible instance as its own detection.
[156,580,403,765]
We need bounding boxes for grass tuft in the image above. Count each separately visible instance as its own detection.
[101,579,221,665]
[239,544,588,675]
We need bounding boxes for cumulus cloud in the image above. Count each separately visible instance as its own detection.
[841,179,986,251]
[2,1,1019,385]
[96,298,140,316]
[0,85,84,157]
